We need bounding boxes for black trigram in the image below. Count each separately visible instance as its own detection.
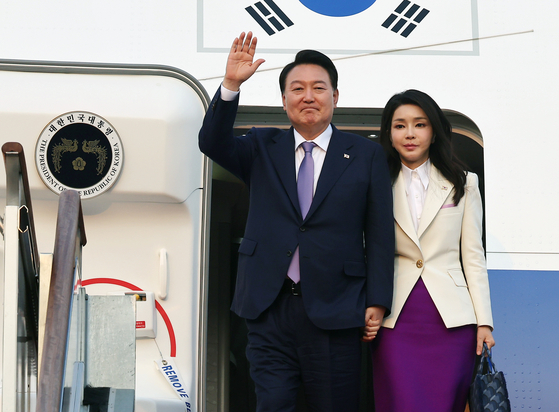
[246,0,294,36]
[382,1,430,38]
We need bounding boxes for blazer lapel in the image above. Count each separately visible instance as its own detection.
[393,170,421,249]
[305,126,354,220]
[417,166,454,238]
[268,128,300,216]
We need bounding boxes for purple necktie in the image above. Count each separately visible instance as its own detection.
[287,141,315,283]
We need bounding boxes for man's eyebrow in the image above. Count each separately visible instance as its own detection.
[289,79,328,86]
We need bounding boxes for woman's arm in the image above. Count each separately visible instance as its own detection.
[461,173,495,344]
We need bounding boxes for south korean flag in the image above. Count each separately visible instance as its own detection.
[199,0,479,55]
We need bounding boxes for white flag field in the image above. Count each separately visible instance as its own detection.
[198,0,479,55]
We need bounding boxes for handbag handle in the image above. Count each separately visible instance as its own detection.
[478,342,497,374]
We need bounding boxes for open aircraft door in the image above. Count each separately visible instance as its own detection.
[0,61,211,412]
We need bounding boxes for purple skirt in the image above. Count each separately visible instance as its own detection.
[371,278,476,412]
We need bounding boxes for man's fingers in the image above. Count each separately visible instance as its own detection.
[231,32,251,54]
[361,329,379,342]
[237,32,246,51]
[366,318,381,326]
[243,32,255,52]
[248,34,258,55]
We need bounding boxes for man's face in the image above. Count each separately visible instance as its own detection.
[282,64,339,140]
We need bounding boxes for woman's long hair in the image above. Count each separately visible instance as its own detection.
[379,89,467,205]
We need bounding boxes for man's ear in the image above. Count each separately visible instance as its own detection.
[333,89,339,108]
[282,93,286,111]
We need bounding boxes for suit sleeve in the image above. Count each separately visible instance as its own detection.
[364,145,395,315]
[198,88,256,183]
[461,173,494,328]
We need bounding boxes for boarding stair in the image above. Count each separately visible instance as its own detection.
[1,143,135,412]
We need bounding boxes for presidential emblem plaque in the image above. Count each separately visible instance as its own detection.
[35,111,123,199]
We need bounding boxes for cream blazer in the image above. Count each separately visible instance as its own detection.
[382,167,494,329]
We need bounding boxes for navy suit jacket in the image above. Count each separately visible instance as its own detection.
[199,89,394,330]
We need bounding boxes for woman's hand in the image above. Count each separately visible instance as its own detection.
[476,325,495,355]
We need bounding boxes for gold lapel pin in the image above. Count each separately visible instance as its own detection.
[344,154,350,159]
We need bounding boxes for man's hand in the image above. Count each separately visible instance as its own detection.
[362,306,386,342]
[223,31,266,92]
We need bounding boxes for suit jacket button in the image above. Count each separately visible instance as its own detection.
[416,259,423,268]
[300,227,306,232]
[287,250,292,257]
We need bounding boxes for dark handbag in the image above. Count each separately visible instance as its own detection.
[469,343,511,412]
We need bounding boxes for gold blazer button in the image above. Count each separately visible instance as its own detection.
[416,259,424,268]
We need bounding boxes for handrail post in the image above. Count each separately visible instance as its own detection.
[36,190,86,412]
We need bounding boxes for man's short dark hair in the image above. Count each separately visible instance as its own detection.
[279,50,338,94]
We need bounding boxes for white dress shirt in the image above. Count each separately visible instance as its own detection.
[220,84,240,101]
[402,159,431,232]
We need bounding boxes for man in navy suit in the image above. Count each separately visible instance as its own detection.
[199,32,394,412]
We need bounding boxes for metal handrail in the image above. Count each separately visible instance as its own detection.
[2,144,41,325]
[36,189,86,412]
[1,142,42,411]
[2,142,39,260]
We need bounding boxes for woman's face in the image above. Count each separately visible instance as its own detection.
[390,104,434,170]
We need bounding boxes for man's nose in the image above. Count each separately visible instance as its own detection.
[303,89,314,102]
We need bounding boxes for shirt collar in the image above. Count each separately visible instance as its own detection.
[293,124,332,152]
[402,159,431,192]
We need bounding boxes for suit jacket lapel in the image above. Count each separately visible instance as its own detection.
[305,126,354,221]
[393,170,421,249]
[268,128,300,216]
[417,166,454,238]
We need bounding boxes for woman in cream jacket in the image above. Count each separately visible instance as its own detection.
[367,90,495,412]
